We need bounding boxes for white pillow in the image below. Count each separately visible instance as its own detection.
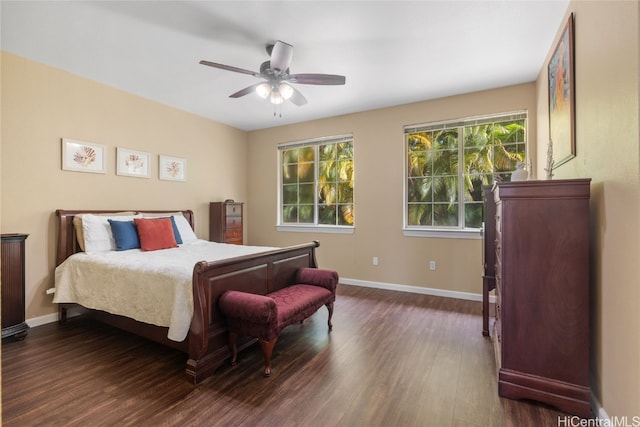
[81,213,140,252]
[139,212,198,244]
[172,214,198,243]
[73,211,137,251]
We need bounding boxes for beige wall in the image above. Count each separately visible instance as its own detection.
[1,52,248,320]
[247,83,537,296]
[535,1,640,418]
[4,1,639,416]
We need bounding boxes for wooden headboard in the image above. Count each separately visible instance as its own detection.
[55,209,195,266]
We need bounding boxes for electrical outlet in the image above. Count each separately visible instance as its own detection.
[429,261,436,270]
[373,256,379,266]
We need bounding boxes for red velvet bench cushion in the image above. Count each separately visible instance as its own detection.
[220,284,333,341]
[218,268,338,376]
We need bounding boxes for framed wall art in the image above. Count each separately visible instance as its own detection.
[61,138,106,174]
[548,13,575,168]
[159,155,186,182]
[117,147,150,178]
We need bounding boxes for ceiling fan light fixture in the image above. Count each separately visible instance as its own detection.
[270,90,284,105]
[279,83,294,100]
[255,82,271,99]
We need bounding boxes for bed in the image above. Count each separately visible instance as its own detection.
[54,209,320,384]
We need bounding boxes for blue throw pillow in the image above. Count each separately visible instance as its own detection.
[108,219,140,251]
[170,216,183,244]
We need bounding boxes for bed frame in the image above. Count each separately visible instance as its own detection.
[55,209,320,384]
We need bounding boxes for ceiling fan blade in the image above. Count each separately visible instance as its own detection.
[288,87,308,106]
[199,60,259,77]
[269,41,293,74]
[229,82,263,98]
[289,73,346,85]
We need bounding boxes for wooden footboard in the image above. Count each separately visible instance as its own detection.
[55,209,319,384]
[187,241,319,384]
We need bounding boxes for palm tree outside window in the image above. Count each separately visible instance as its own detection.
[278,135,354,229]
[405,112,527,233]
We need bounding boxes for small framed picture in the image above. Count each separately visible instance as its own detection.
[117,147,150,178]
[159,155,186,181]
[62,138,106,174]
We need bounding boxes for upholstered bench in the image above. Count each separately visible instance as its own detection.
[219,268,338,376]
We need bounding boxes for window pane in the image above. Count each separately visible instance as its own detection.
[319,204,336,225]
[318,161,336,180]
[282,149,298,164]
[432,149,457,175]
[408,177,432,203]
[319,144,336,161]
[433,203,458,226]
[299,183,314,204]
[299,205,314,223]
[465,202,483,229]
[319,182,337,204]
[298,162,314,183]
[432,176,457,202]
[338,182,353,203]
[408,204,432,226]
[282,164,298,184]
[282,184,298,204]
[435,130,458,149]
[298,147,314,162]
[282,206,297,223]
[338,160,353,182]
[339,205,354,226]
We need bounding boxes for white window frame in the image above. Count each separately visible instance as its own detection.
[277,134,355,234]
[403,111,528,240]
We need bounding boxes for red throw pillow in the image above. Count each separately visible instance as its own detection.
[134,217,178,251]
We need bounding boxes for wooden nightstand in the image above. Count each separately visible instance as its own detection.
[2,233,29,339]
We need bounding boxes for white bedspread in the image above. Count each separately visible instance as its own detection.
[53,240,276,342]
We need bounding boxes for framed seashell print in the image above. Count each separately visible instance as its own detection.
[61,138,106,174]
[159,155,186,182]
[117,147,150,178]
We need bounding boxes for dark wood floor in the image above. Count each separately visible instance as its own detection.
[2,285,565,426]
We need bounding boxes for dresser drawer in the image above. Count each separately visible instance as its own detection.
[225,216,242,228]
[225,228,242,242]
[225,204,242,217]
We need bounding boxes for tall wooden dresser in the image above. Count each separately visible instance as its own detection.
[209,201,243,245]
[1,233,29,339]
[492,179,591,417]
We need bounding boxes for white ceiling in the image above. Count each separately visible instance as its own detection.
[1,1,569,132]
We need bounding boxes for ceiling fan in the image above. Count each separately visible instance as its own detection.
[199,40,346,106]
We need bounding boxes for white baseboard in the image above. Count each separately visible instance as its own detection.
[591,393,609,422]
[26,306,86,328]
[340,277,485,302]
[26,313,58,328]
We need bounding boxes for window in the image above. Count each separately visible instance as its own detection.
[278,135,354,231]
[405,112,527,235]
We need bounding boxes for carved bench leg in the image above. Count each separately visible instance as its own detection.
[326,302,334,331]
[228,331,239,366]
[259,337,278,377]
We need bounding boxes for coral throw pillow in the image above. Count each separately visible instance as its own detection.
[134,217,178,251]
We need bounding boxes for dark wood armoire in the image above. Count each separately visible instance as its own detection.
[490,179,591,418]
